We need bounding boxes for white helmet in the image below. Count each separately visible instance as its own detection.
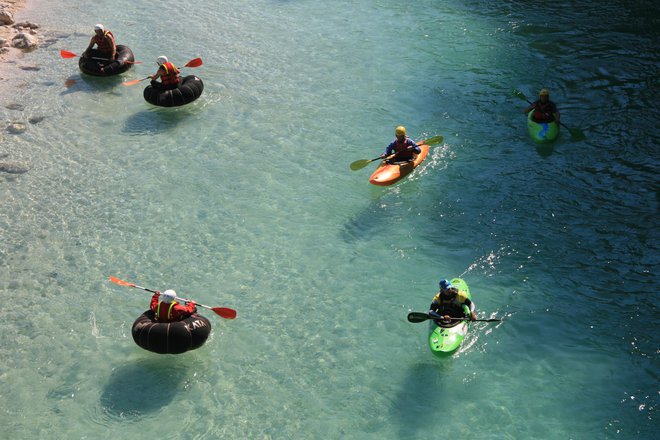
[160,289,176,303]
[94,24,104,31]
[157,55,168,65]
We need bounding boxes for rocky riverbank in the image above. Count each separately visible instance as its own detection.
[0,0,40,63]
[0,0,43,177]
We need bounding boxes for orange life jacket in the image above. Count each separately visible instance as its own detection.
[160,62,180,87]
[156,301,177,322]
[93,31,114,53]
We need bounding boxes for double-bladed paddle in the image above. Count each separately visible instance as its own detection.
[350,135,444,171]
[108,275,236,319]
[513,89,586,141]
[121,58,204,86]
[407,311,501,323]
[60,49,142,64]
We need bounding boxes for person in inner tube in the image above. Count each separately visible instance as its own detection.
[150,56,183,90]
[82,24,117,64]
[150,289,197,322]
[429,279,477,324]
[379,126,421,164]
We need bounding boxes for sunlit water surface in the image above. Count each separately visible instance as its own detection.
[0,0,657,438]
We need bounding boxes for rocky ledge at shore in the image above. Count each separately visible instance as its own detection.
[1,1,40,61]
[1,1,48,177]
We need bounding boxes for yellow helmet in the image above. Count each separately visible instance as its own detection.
[395,126,406,136]
[539,89,549,96]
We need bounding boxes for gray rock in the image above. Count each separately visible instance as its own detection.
[0,10,14,26]
[0,162,29,174]
[6,122,27,134]
[5,103,24,111]
[13,21,39,29]
[28,115,45,124]
[12,32,38,50]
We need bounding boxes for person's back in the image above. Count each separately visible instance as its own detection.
[150,56,181,90]
[150,289,196,322]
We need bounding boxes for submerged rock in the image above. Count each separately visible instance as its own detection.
[6,122,27,134]
[28,115,45,124]
[0,162,29,174]
[5,103,24,111]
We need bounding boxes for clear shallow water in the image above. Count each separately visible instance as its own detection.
[0,0,657,438]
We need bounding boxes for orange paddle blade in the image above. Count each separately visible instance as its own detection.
[122,78,146,86]
[212,307,237,319]
[122,79,141,86]
[108,276,135,287]
[185,58,203,68]
[60,50,78,58]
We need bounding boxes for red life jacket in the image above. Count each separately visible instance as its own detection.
[156,301,177,322]
[533,100,556,123]
[93,31,114,53]
[160,62,180,88]
[393,137,415,161]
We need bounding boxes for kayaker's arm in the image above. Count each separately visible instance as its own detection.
[464,298,477,321]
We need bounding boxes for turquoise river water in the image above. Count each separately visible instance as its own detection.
[0,0,657,438]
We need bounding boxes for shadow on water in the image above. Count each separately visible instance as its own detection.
[390,361,451,438]
[99,356,191,420]
[341,178,425,242]
[122,108,191,135]
[341,196,391,242]
[60,73,125,95]
[534,142,555,158]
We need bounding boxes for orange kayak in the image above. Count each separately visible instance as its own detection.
[369,144,429,186]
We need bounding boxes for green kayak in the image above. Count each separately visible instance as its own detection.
[428,278,472,357]
[527,110,559,143]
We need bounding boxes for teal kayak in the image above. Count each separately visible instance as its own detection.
[428,278,472,357]
[527,110,559,143]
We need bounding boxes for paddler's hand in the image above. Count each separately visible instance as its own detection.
[442,315,451,323]
[470,312,476,322]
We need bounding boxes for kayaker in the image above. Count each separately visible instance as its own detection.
[380,126,421,163]
[429,279,477,323]
[82,24,117,62]
[150,289,197,323]
[150,56,182,90]
[523,89,561,124]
